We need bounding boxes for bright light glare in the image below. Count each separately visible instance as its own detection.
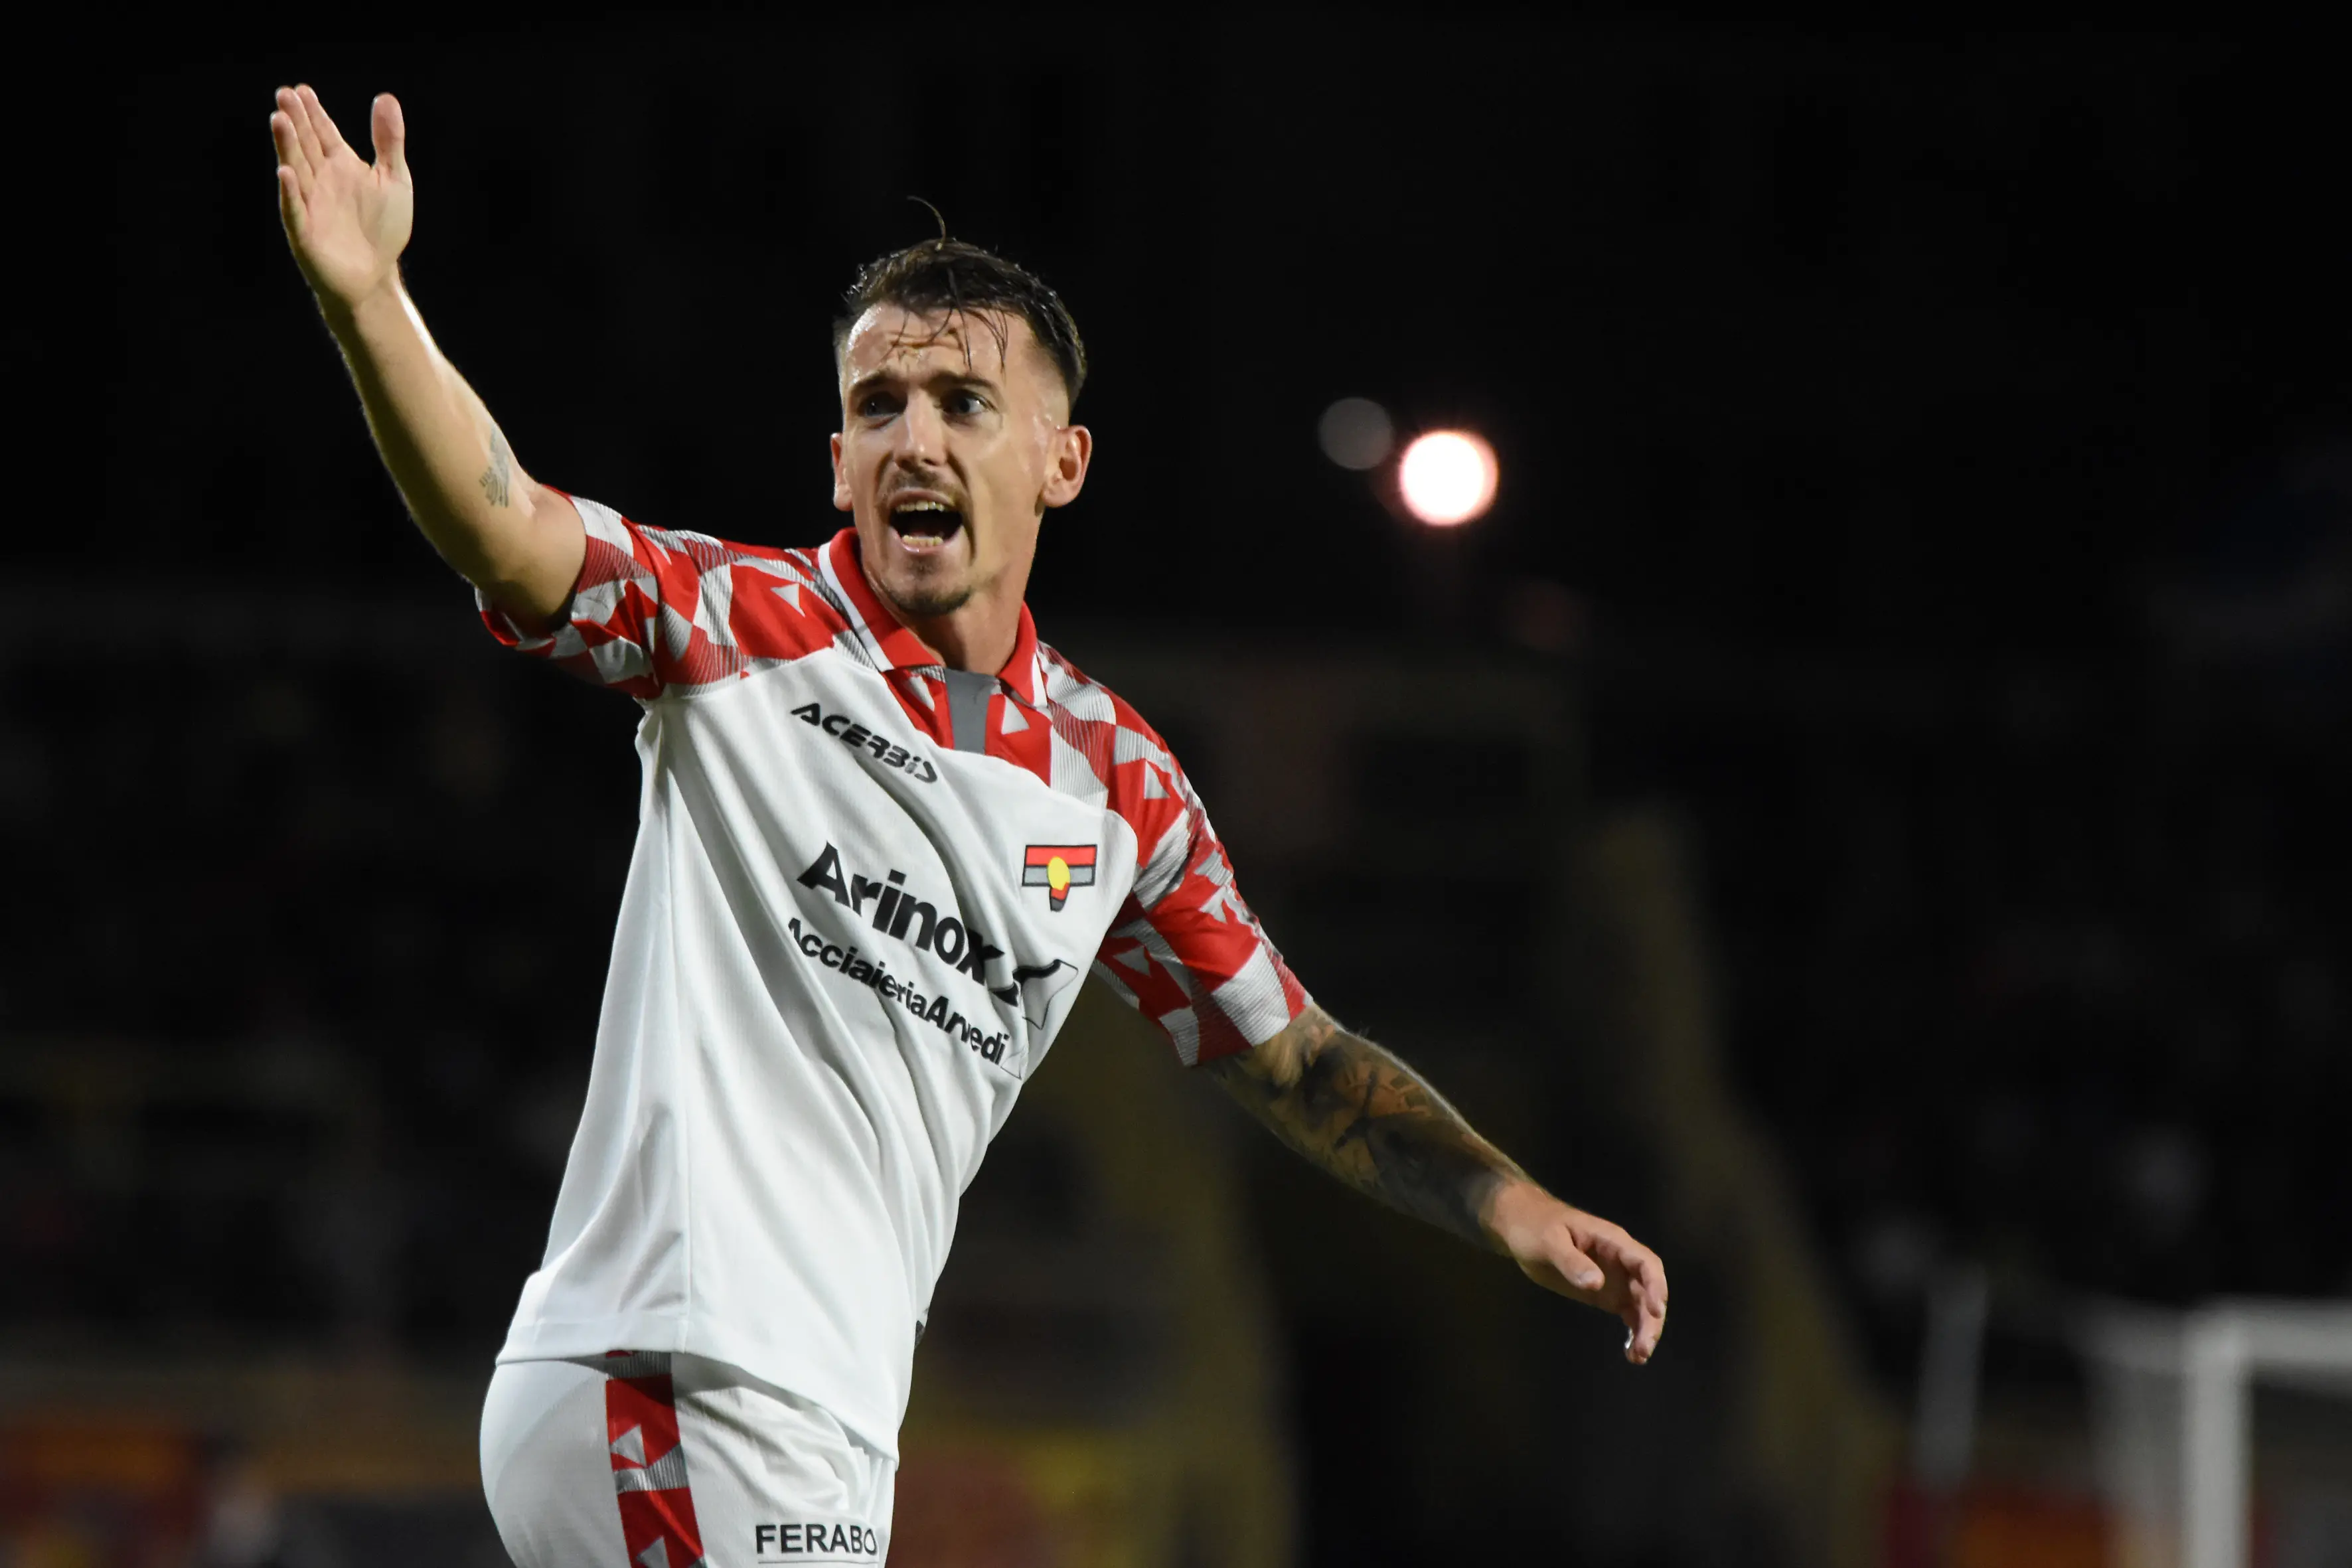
[1397,431,1498,526]
[1318,397,1394,470]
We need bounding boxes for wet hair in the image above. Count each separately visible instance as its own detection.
[834,237,1088,409]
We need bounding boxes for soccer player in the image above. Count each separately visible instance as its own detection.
[270,83,1667,1568]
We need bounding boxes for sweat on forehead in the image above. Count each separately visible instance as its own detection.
[837,306,1065,402]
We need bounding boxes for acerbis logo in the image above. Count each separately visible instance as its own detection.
[789,702,936,783]
[1022,844,1097,911]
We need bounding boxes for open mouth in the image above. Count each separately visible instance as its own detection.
[888,495,965,552]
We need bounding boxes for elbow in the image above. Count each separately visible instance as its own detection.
[469,484,583,623]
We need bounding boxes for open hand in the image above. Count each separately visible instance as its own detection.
[1489,1182,1668,1364]
[270,85,412,313]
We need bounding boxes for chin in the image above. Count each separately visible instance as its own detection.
[878,566,975,621]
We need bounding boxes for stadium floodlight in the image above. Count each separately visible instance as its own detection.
[1397,430,1498,526]
[1318,397,1394,470]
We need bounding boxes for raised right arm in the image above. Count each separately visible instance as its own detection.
[271,85,582,623]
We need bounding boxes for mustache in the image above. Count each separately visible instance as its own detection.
[880,474,967,510]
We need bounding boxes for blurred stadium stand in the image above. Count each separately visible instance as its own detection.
[1581,449,2352,1565]
[11,550,2352,1564]
[0,601,1815,1564]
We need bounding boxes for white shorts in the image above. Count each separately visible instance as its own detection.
[481,1352,897,1568]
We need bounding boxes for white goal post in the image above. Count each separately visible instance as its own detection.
[2082,1298,2352,1568]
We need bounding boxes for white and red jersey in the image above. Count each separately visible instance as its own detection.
[484,497,1306,1456]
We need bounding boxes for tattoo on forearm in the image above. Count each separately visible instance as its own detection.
[1212,1008,1526,1248]
[478,428,513,508]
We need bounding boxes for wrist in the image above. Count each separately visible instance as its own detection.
[1482,1176,1558,1252]
[317,274,410,345]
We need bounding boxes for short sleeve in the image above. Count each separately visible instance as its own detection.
[1090,742,1308,1067]
[478,495,828,697]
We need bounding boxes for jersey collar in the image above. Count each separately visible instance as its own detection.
[821,528,1042,708]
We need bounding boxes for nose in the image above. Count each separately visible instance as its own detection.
[893,392,947,467]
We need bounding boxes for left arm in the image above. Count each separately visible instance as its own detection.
[1206,1002,1668,1364]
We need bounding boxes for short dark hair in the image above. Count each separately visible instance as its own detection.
[834,238,1088,409]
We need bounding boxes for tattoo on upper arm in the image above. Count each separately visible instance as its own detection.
[1211,1006,1526,1249]
[479,428,513,508]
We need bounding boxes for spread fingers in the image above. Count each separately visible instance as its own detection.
[284,84,328,171]
[270,91,313,184]
[297,84,349,158]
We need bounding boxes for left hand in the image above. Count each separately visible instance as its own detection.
[270,86,414,316]
[1488,1181,1668,1364]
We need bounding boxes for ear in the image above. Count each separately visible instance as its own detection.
[830,431,852,512]
[1040,424,1093,510]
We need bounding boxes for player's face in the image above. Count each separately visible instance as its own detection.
[832,305,1089,630]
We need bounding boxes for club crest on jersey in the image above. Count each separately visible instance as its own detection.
[1022,844,1097,911]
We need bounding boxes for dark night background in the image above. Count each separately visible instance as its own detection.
[4,17,2350,1567]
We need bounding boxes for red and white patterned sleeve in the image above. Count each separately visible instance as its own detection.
[1089,718,1309,1067]
[477,495,832,696]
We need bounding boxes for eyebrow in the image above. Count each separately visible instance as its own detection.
[844,365,1002,406]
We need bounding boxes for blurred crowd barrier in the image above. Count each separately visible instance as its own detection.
[0,1354,492,1566]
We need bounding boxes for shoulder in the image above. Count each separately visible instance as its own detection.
[1033,642,1199,884]
[1042,642,1305,1060]
[1033,643,1185,785]
[581,500,824,584]
[569,497,854,682]
[570,496,824,588]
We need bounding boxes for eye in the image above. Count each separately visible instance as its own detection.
[857,391,902,419]
[945,388,989,417]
